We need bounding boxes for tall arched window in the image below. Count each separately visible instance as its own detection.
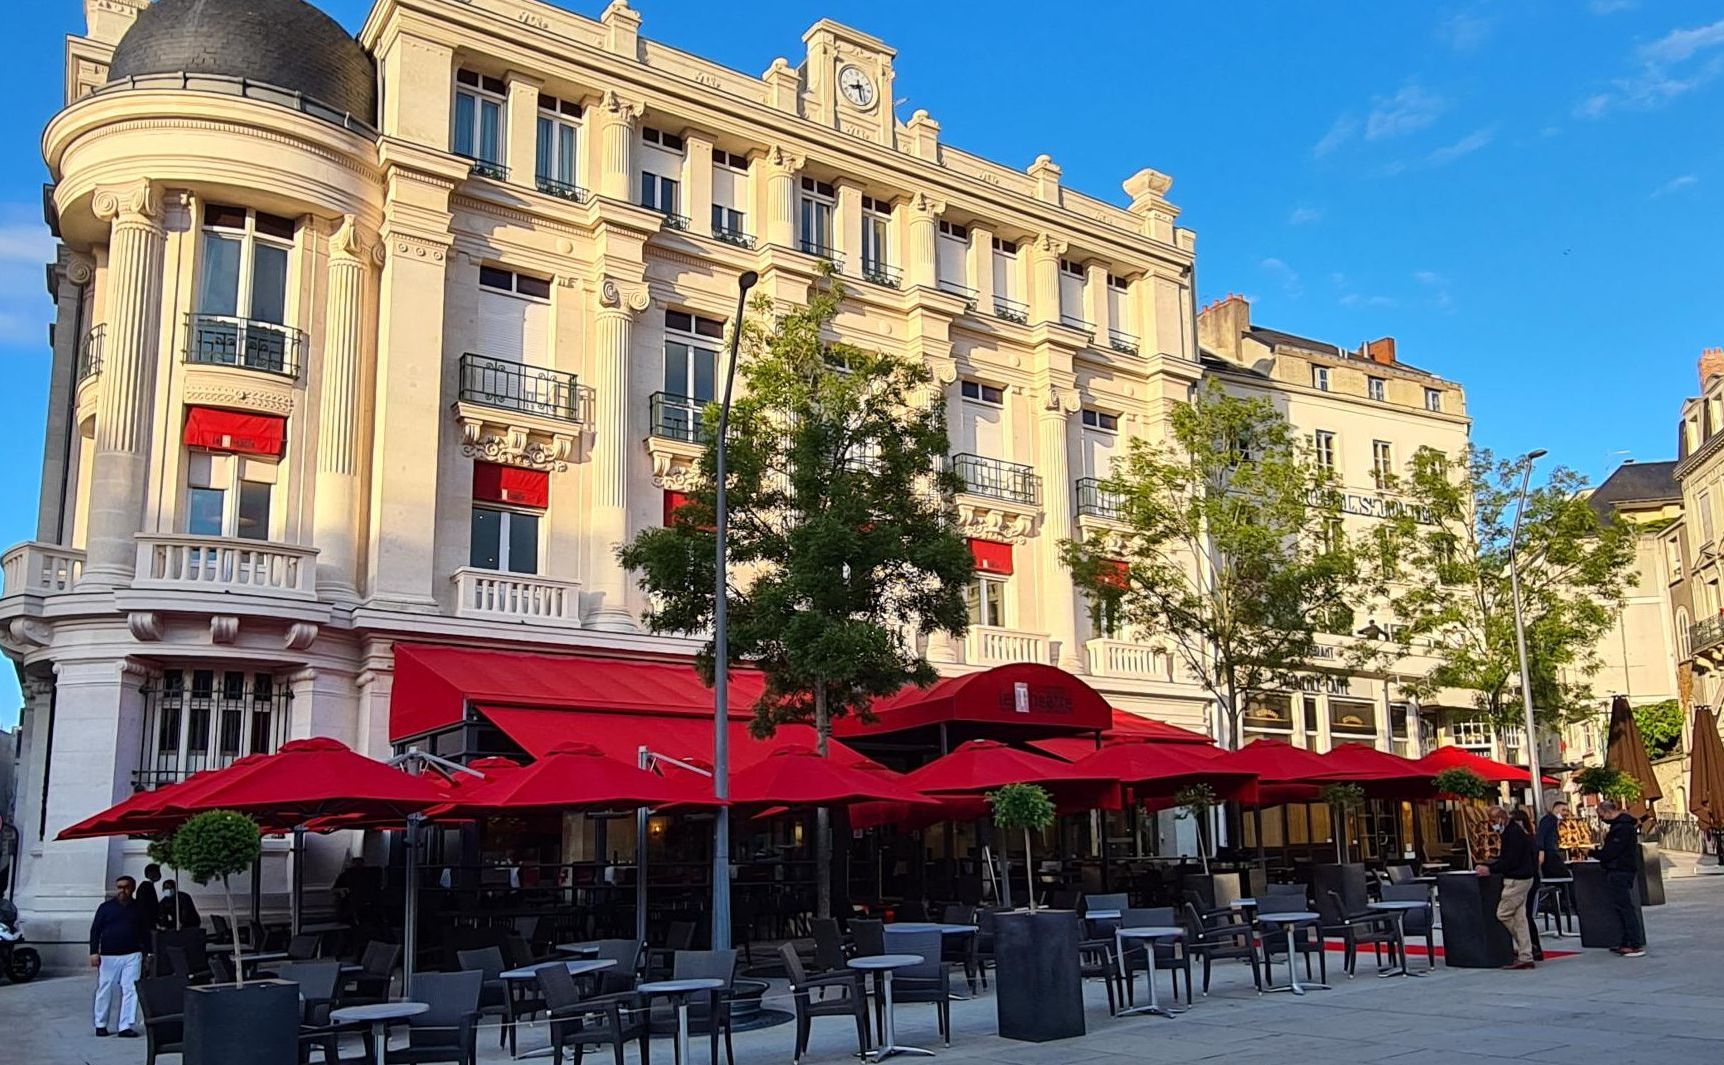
[1678,607,1693,659]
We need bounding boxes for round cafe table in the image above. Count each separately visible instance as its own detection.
[1114,926,1186,1018]
[847,954,932,1061]
[636,977,726,1065]
[1255,912,1330,996]
[1366,901,1429,978]
[330,1001,428,1065]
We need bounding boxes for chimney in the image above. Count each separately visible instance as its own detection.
[1701,347,1724,388]
[1197,293,1250,363]
[1365,337,1397,365]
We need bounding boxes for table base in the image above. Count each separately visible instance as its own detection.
[1118,1003,1185,1017]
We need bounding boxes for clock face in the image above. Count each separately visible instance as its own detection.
[838,64,876,109]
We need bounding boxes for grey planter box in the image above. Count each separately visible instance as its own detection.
[993,910,1084,1043]
[185,979,298,1065]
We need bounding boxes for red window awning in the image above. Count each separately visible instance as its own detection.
[481,707,865,772]
[1030,709,1215,761]
[473,462,549,508]
[1099,559,1129,590]
[832,662,1113,743]
[968,538,1013,575]
[183,406,286,458]
[664,490,690,527]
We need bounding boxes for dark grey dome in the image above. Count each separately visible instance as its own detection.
[109,0,376,125]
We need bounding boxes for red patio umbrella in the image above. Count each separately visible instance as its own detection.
[731,746,937,808]
[1306,743,1436,799]
[55,755,283,841]
[1208,738,1332,805]
[904,739,1110,793]
[1069,739,1259,804]
[1414,745,1558,787]
[435,742,719,815]
[1030,709,1217,762]
[159,738,449,822]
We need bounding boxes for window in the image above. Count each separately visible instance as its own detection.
[185,451,276,541]
[1367,376,1386,402]
[1702,490,1716,544]
[454,69,506,165]
[664,310,724,403]
[1313,430,1337,472]
[476,266,551,366]
[1058,258,1087,327]
[1081,408,1119,432]
[199,204,293,326]
[939,220,969,240]
[799,177,835,256]
[965,575,1008,628]
[641,126,684,151]
[711,150,749,242]
[136,669,291,788]
[640,172,679,215]
[936,220,969,292]
[1091,594,1123,638]
[535,94,582,194]
[1107,274,1129,291]
[1424,387,1443,412]
[1372,440,1394,485]
[1312,365,1330,392]
[861,195,891,276]
[961,379,1004,406]
[991,237,1022,317]
[470,463,547,575]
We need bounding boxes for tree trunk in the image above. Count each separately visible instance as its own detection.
[1197,813,1210,875]
[1334,807,1346,864]
[814,683,832,920]
[1023,828,1037,912]
[222,876,245,987]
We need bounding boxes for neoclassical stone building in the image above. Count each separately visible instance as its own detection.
[5,0,1214,944]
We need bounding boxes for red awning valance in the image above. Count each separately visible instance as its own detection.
[473,463,549,508]
[1099,559,1129,590]
[664,490,691,527]
[969,538,1013,575]
[480,706,866,772]
[833,662,1113,742]
[183,406,286,458]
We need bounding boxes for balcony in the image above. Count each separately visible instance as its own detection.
[535,175,590,203]
[650,392,710,444]
[1108,329,1140,356]
[712,225,755,250]
[184,313,304,378]
[1075,477,1125,521]
[459,354,580,423]
[992,296,1028,325]
[1060,313,1094,333]
[78,324,105,381]
[1087,638,1172,681]
[798,239,843,269]
[452,566,582,627]
[936,279,978,311]
[966,625,1051,666]
[133,534,317,600]
[462,155,509,181]
[861,261,902,289]
[950,453,1041,506]
[1,541,85,597]
[1692,614,1724,657]
[653,209,691,231]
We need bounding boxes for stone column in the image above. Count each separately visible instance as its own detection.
[1085,261,1110,339]
[968,223,995,313]
[314,217,372,601]
[81,181,164,587]
[586,277,650,631]
[38,251,93,542]
[596,90,639,202]
[682,129,714,237]
[1038,383,1084,672]
[505,73,543,191]
[760,146,799,249]
[905,192,939,290]
[9,675,55,895]
[1027,233,1064,327]
[833,179,862,278]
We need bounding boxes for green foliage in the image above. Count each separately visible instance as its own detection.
[987,783,1057,833]
[172,811,262,885]
[618,270,973,744]
[1574,765,1641,801]
[145,833,176,870]
[1634,699,1684,758]
[1384,446,1634,732]
[1061,380,1376,748]
[1433,767,1495,801]
[1173,783,1217,818]
[1319,782,1367,810]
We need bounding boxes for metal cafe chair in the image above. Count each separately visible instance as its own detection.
[778,942,870,1065]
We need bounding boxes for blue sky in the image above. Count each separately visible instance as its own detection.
[1,1,1720,724]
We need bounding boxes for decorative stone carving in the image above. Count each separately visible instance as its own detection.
[91,179,161,225]
[955,498,1042,543]
[209,615,239,644]
[600,88,641,125]
[6,618,51,649]
[598,277,651,314]
[1040,383,1081,415]
[284,621,320,650]
[457,419,574,471]
[388,234,448,262]
[184,383,296,414]
[648,437,705,491]
[329,214,372,264]
[62,251,95,286]
[126,611,162,641]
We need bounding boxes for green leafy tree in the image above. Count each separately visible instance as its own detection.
[1633,699,1684,759]
[1383,447,1635,737]
[1574,765,1641,802]
[987,783,1057,911]
[1432,767,1494,802]
[1173,783,1218,874]
[172,810,262,985]
[619,273,973,917]
[1063,380,1373,749]
[1319,783,1367,863]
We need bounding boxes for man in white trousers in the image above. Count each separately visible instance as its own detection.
[89,874,148,1038]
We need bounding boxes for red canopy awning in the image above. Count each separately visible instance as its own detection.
[730,746,936,808]
[834,663,1113,743]
[1414,746,1557,787]
[1069,739,1259,804]
[1212,738,1334,783]
[904,739,1111,794]
[436,742,719,814]
[480,706,866,773]
[1307,743,1436,799]
[1031,710,1214,761]
[183,406,287,458]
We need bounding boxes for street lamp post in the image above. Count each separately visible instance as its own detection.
[1508,448,1549,818]
[711,269,758,951]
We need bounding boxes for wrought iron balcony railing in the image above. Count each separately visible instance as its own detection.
[937,279,978,311]
[992,296,1028,325]
[78,323,105,381]
[949,453,1041,506]
[648,207,690,231]
[1075,477,1125,520]
[1060,313,1094,333]
[458,353,580,422]
[861,261,902,289]
[650,391,711,444]
[798,239,843,268]
[1108,329,1140,355]
[1692,613,1724,656]
[463,155,509,181]
[712,225,755,249]
[536,175,590,203]
[184,313,304,378]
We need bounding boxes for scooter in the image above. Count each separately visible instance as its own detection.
[0,899,42,983]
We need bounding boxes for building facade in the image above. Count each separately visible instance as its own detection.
[5,0,1217,944]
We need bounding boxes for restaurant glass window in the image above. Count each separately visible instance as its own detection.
[185,451,276,541]
[1389,702,1411,756]
[1241,692,1294,737]
[137,669,292,789]
[1329,698,1377,742]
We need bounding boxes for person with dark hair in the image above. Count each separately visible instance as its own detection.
[135,863,161,937]
[1589,799,1647,957]
[156,879,201,931]
[1537,801,1570,875]
[1475,805,1537,970]
[90,875,148,1037]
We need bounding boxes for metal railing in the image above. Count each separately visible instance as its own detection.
[1650,817,1708,853]
[92,72,378,137]
[861,261,902,289]
[184,313,303,378]
[1060,313,1094,332]
[651,209,691,231]
[459,354,581,422]
[78,324,105,381]
[712,225,755,249]
[798,239,843,268]
[937,279,978,310]
[1693,614,1724,655]
[463,156,509,181]
[650,392,711,444]
[949,453,1041,506]
[536,175,590,203]
[1075,477,1125,520]
[1108,329,1140,355]
[992,296,1028,324]
[134,669,292,791]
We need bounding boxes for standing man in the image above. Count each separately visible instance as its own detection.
[1589,799,1647,957]
[157,878,202,932]
[1537,801,1569,875]
[1475,804,1537,970]
[89,875,148,1037]
[135,863,162,931]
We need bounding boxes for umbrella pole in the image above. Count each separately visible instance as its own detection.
[635,805,648,945]
[403,814,420,990]
[250,853,262,931]
[291,826,305,937]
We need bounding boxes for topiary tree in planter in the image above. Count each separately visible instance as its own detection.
[1574,765,1641,802]
[1433,767,1496,865]
[988,783,1056,912]
[173,810,262,986]
[1173,783,1218,875]
[1319,783,1367,863]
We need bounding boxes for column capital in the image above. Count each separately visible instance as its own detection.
[329,215,378,267]
[761,144,803,176]
[58,247,95,286]
[92,179,161,228]
[1039,381,1081,415]
[1030,232,1067,260]
[595,276,651,316]
[599,88,643,127]
[907,190,945,218]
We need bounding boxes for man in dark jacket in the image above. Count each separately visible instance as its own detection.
[89,875,149,1037]
[1536,801,1569,876]
[1589,799,1646,956]
[156,879,202,932]
[1475,805,1537,969]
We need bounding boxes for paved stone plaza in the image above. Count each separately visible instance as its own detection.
[11,864,1721,1065]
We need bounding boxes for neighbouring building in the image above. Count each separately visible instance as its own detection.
[4,0,1217,952]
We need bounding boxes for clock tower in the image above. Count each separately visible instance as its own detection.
[801,19,897,146]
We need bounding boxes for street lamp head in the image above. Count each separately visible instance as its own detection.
[1522,448,1548,462]
[738,270,759,292]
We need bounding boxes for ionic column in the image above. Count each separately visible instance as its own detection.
[1027,233,1065,327]
[1038,382,1084,672]
[597,90,639,202]
[82,180,164,587]
[314,217,372,601]
[586,277,650,632]
[906,192,940,290]
[760,146,800,249]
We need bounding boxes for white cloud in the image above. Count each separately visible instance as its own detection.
[1365,82,1446,140]
[1652,173,1699,197]
[0,222,53,266]
[1413,270,1454,310]
[1313,115,1359,157]
[1259,256,1302,297]
[1287,205,1323,226]
[1639,19,1724,64]
[1438,9,1494,52]
[0,211,55,349]
[1579,17,1724,117]
[1413,270,1448,287]
[1339,293,1399,309]
[1426,126,1496,165]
